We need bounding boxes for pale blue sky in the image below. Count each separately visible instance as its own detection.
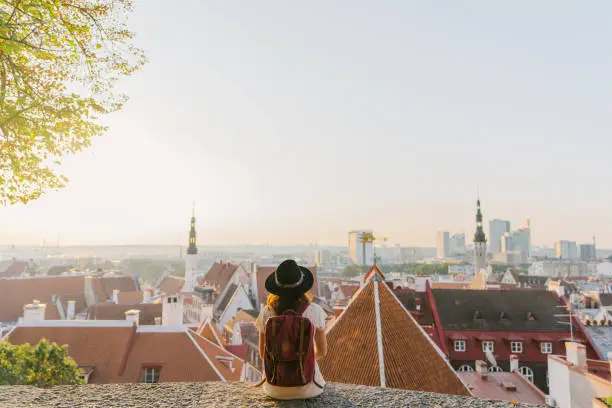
[1,1,611,247]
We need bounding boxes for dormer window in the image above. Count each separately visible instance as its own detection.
[526,312,536,321]
[473,310,483,320]
[500,312,510,322]
[142,367,161,383]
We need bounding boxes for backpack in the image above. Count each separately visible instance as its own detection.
[264,302,321,388]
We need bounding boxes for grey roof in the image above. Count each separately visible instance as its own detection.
[431,289,571,332]
[584,325,612,360]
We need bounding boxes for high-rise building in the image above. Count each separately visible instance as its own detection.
[184,209,199,292]
[555,240,578,260]
[437,231,450,258]
[580,244,596,261]
[348,230,374,265]
[489,219,511,253]
[449,233,466,256]
[511,227,531,255]
[473,198,487,273]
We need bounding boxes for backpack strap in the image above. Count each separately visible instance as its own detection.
[297,315,307,384]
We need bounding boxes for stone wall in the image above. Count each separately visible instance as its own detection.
[0,382,543,407]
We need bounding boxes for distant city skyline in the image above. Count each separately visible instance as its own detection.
[1,1,611,247]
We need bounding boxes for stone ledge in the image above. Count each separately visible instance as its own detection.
[0,382,542,407]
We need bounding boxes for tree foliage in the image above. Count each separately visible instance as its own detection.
[0,0,146,205]
[0,339,82,386]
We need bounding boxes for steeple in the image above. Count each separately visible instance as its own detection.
[187,206,197,255]
[473,198,486,243]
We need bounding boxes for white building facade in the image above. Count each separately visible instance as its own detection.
[348,230,374,265]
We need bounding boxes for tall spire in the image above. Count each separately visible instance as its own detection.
[187,207,197,255]
[473,197,486,243]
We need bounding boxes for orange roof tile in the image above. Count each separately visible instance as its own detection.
[117,291,143,305]
[319,274,470,396]
[86,303,162,325]
[199,262,240,293]
[157,276,184,295]
[0,276,87,323]
[197,318,225,347]
[7,324,245,383]
[364,264,385,281]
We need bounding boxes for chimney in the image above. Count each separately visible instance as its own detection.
[200,303,214,321]
[566,342,587,370]
[143,289,152,304]
[23,300,46,323]
[84,276,97,306]
[162,294,184,326]
[154,316,161,325]
[249,262,259,306]
[66,300,76,320]
[125,309,140,326]
[509,355,519,372]
[475,360,488,379]
[112,289,120,304]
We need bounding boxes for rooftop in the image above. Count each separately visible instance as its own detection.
[0,382,542,407]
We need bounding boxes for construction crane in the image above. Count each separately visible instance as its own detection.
[359,233,388,265]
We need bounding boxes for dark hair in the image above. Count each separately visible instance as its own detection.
[266,292,312,315]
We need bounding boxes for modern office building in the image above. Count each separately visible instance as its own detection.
[555,240,578,260]
[488,219,510,253]
[437,231,450,258]
[579,243,596,261]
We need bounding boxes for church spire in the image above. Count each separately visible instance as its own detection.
[187,207,197,255]
[473,197,486,243]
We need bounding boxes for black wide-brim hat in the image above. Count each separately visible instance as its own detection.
[265,259,314,296]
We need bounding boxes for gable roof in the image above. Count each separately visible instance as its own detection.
[459,371,545,404]
[86,303,162,325]
[2,260,36,277]
[255,265,319,307]
[6,322,243,383]
[199,262,240,293]
[157,276,184,295]
[0,275,141,324]
[431,289,570,332]
[319,275,470,395]
[116,291,143,305]
[217,283,238,314]
[196,318,225,347]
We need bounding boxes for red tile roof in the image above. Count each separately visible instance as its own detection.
[47,265,74,276]
[255,265,319,307]
[117,291,143,305]
[459,371,545,404]
[7,324,244,383]
[199,262,240,293]
[338,284,360,299]
[319,274,470,396]
[2,261,36,277]
[0,275,141,324]
[157,276,184,295]
[86,304,162,325]
[196,318,225,347]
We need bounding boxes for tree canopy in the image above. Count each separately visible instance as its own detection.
[0,0,145,205]
[0,339,82,386]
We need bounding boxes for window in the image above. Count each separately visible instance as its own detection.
[489,366,503,372]
[482,341,494,352]
[511,341,523,353]
[519,366,534,383]
[142,367,161,383]
[454,340,466,352]
[541,342,552,354]
[457,365,474,372]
